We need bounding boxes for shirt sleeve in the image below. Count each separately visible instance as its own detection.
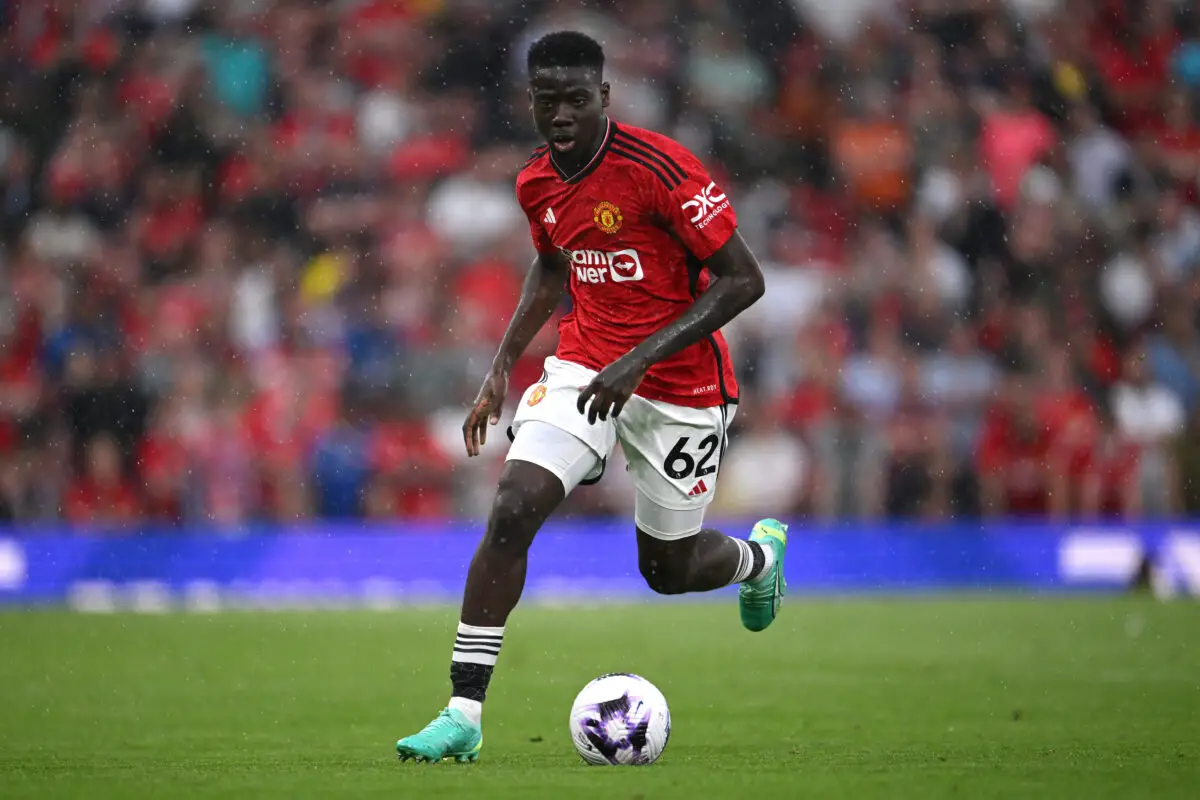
[646,147,738,261]
[516,177,555,254]
[524,208,554,254]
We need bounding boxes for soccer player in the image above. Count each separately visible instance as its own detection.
[396,31,788,764]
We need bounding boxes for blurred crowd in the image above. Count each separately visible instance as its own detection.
[1,0,1199,527]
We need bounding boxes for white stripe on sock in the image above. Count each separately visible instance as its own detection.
[453,633,501,647]
[729,538,755,584]
[452,622,505,667]
[454,638,501,650]
[452,649,499,666]
[453,647,501,666]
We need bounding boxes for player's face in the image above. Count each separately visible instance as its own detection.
[529,67,609,166]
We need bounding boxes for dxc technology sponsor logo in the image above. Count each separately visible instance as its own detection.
[681,181,729,228]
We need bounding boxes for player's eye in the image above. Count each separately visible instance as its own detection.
[571,97,589,107]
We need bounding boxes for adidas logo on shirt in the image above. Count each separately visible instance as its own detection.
[543,208,556,225]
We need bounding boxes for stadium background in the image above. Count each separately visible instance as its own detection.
[2,2,1199,797]
[0,0,1197,529]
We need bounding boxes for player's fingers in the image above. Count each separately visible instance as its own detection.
[589,391,609,425]
[577,383,596,416]
[464,409,483,457]
[604,395,619,420]
[595,391,612,422]
[462,417,475,456]
[611,393,629,419]
[584,388,598,424]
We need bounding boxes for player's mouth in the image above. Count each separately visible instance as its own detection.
[551,135,576,152]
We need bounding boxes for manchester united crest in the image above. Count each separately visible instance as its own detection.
[593,201,623,234]
[528,385,547,406]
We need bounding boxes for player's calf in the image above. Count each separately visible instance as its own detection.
[637,544,694,595]
[636,528,772,594]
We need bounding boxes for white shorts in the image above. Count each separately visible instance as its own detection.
[506,357,735,540]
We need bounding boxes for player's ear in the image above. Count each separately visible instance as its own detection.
[600,81,610,109]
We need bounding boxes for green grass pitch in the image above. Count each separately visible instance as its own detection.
[1,598,1198,799]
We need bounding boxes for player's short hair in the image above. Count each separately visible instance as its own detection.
[527,31,604,77]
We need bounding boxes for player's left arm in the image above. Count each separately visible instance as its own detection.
[630,227,764,359]
[577,227,764,423]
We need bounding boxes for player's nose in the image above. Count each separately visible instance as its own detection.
[552,104,577,126]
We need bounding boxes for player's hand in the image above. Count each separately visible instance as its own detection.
[577,355,648,425]
[463,370,508,457]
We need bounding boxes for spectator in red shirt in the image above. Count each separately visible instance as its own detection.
[883,361,951,519]
[132,168,203,281]
[1143,89,1200,200]
[194,390,256,526]
[65,433,140,527]
[1080,409,1142,520]
[369,395,453,519]
[1090,0,1180,136]
[977,372,1058,518]
[136,408,188,525]
[0,307,42,457]
[1032,349,1102,518]
[1037,348,1097,448]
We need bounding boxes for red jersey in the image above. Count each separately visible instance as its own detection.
[515,120,740,409]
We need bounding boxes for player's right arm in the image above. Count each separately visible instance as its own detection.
[492,250,570,377]
[462,250,569,457]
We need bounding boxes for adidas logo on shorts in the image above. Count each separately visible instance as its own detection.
[687,480,709,497]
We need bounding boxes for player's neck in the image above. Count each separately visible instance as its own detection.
[549,116,610,179]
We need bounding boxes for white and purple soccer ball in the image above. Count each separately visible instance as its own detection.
[569,673,671,766]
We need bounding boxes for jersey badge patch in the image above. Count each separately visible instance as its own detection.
[593,201,623,234]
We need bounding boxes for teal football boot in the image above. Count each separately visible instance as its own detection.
[396,708,482,764]
[738,518,788,632]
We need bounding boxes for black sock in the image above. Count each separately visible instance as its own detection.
[748,541,766,580]
[450,661,493,703]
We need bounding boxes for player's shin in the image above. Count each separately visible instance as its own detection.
[448,527,530,725]
[448,462,565,723]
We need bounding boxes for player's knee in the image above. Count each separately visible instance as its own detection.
[638,551,690,595]
[483,486,539,555]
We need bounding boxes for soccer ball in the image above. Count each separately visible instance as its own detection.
[568,673,671,765]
